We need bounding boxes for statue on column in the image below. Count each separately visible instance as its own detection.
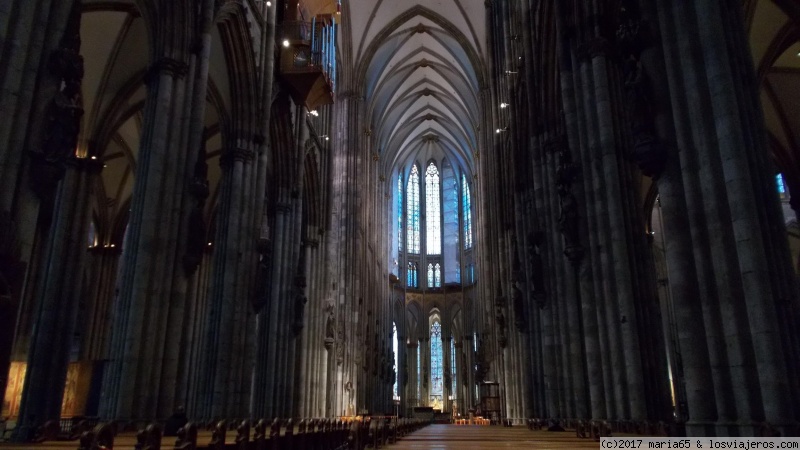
[495,288,507,348]
[292,247,308,336]
[527,231,547,309]
[324,300,335,350]
[336,315,345,366]
[30,1,84,201]
[554,140,585,266]
[182,142,209,275]
[617,2,667,178]
[253,228,272,313]
[510,238,527,333]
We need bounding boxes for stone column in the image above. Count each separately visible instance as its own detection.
[629,0,717,432]
[14,157,97,439]
[81,246,122,361]
[196,142,256,419]
[100,1,215,420]
[694,0,795,432]
[0,0,77,212]
[0,0,80,403]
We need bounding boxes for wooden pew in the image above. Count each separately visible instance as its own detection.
[174,422,198,450]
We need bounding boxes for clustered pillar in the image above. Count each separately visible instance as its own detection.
[482,0,799,437]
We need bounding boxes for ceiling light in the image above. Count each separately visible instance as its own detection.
[500,103,508,109]
[283,39,290,48]
[308,110,319,116]
[90,156,97,160]
[266,1,271,6]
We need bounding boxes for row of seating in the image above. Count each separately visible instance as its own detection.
[347,417,427,450]
[75,416,428,450]
[527,418,783,438]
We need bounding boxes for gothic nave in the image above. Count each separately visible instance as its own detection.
[1,0,799,444]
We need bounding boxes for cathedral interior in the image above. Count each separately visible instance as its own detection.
[1,0,799,443]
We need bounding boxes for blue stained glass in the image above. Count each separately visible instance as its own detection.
[393,323,399,399]
[776,174,786,196]
[434,263,441,288]
[426,163,441,255]
[427,263,434,288]
[407,262,418,288]
[430,322,443,397]
[398,174,403,251]
[451,337,457,395]
[462,174,473,249]
[407,165,420,253]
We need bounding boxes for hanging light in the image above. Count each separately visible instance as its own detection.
[283,39,290,48]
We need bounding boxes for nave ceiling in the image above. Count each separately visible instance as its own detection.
[79,0,251,246]
[342,0,487,177]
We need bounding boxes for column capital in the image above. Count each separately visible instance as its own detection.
[220,146,256,166]
[145,57,189,84]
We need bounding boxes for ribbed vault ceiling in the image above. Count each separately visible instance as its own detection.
[346,0,486,176]
[80,0,231,244]
[747,0,800,197]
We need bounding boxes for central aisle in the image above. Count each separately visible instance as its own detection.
[393,424,603,449]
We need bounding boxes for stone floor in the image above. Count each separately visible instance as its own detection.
[0,424,613,449]
[390,424,605,449]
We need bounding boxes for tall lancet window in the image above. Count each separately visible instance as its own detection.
[427,263,434,288]
[407,261,418,288]
[398,173,403,251]
[462,173,473,249]
[451,338,457,396]
[407,165,420,253]
[425,162,441,255]
[426,263,442,288]
[777,173,787,199]
[393,322,399,400]
[430,321,443,406]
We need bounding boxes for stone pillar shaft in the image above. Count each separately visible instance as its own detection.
[14,159,94,437]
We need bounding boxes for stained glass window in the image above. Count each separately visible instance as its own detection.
[430,321,443,399]
[417,343,421,402]
[434,263,441,288]
[426,162,441,255]
[427,263,434,288]
[398,173,403,251]
[777,174,787,198]
[462,174,473,249]
[393,322,399,400]
[407,261,418,288]
[451,337,457,396]
[407,165,420,253]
